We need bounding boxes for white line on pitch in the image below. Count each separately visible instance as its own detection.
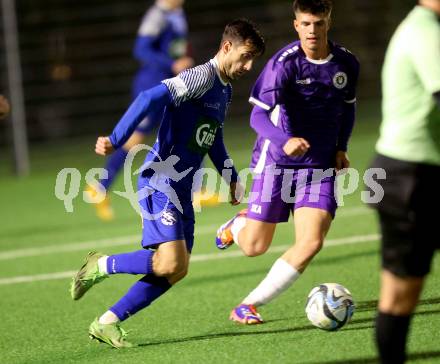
[0,233,379,286]
[0,205,372,261]
[0,225,216,261]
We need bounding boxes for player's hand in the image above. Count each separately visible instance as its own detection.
[0,95,11,120]
[335,151,350,172]
[230,182,245,206]
[282,137,310,157]
[172,56,195,75]
[95,136,114,156]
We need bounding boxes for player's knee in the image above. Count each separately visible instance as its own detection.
[380,292,419,315]
[379,273,424,315]
[239,231,272,257]
[154,260,187,277]
[312,239,324,254]
[241,241,269,257]
[174,267,189,282]
[166,267,188,285]
[299,238,324,257]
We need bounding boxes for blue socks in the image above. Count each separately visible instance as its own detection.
[110,275,171,321]
[101,148,128,191]
[105,249,172,321]
[107,249,154,275]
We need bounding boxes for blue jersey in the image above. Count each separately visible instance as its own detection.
[249,40,360,171]
[110,59,238,202]
[132,3,189,97]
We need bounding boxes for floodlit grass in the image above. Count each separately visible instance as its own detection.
[1,107,439,363]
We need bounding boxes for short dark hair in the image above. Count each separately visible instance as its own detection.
[293,0,332,16]
[221,19,265,55]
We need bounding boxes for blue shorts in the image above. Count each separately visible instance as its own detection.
[139,188,195,253]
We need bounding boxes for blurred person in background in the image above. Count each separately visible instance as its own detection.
[368,1,440,363]
[0,95,10,120]
[87,0,194,221]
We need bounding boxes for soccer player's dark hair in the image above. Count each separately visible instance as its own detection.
[293,0,332,17]
[221,19,265,56]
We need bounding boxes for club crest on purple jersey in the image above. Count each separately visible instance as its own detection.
[333,72,348,89]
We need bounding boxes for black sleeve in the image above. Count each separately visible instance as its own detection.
[435,91,440,108]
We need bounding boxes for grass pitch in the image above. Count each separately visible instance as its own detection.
[1,105,439,363]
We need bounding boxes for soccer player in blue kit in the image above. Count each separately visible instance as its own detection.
[70,19,265,348]
[87,0,194,221]
[216,0,360,324]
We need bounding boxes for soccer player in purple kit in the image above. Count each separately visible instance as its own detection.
[70,19,264,348]
[216,0,360,324]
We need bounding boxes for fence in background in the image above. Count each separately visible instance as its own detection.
[0,0,414,144]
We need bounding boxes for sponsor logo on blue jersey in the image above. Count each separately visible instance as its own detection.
[204,102,221,110]
[188,117,219,155]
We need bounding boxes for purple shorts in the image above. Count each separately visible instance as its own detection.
[247,168,337,223]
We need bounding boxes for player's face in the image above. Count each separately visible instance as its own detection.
[222,41,257,81]
[294,12,330,54]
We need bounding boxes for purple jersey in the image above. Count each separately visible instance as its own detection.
[249,40,360,172]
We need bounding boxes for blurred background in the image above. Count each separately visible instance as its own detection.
[0,0,414,175]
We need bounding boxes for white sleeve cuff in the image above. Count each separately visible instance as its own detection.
[249,97,271,111]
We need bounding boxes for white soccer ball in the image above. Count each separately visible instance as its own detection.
[305,283,355,331]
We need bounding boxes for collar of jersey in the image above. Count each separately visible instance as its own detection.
[305,53,334,64]
[299,41,334,65]
[211,57,229,86]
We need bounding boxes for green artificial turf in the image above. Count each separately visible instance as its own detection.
[1,105,439,363]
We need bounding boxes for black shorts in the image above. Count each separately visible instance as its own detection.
[367,154,440,277]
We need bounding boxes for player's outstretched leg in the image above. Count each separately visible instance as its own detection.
[70,251,108,300]
[88,318,134,348]
[229,258,300,325]
[215,209,247,249]
[230,304,263,325]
